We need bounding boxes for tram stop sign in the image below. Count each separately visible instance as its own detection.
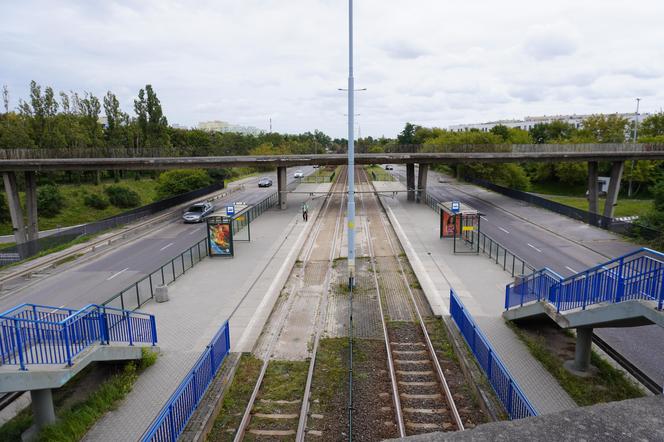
[226,205,235,216]
[451,201,460,213]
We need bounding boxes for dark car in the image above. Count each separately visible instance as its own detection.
[182,202,213,223]
[258,177,273,187]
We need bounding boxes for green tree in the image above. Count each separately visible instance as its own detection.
[134,85,169,148]
[0,113,36,149]
[580,114,629,143]
[529,121,577,143]
[104,91,128,148]
[639,112,664,138]
[554,162,587,185]
[490,124,510,141]
[155,169,212,200]
[398,122,418,145]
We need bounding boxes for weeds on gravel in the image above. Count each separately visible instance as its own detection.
[509,323,645,406]
[208,354,262,441]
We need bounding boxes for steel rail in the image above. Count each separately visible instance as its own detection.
[233,170,345,442]
[296,167,348,441]
[363,168,465,432]
[357,175,407,437]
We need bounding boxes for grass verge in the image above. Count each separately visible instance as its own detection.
[508,321,645,406]
[364,165,395,181]
[0,348,157,442]
[542,195,652,218]
[208,354,262,442]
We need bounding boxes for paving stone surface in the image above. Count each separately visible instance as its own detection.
[83,184,329,441]
[375,181,577,415]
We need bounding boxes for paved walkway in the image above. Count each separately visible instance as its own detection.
[375,181,577,415]
[83,183,329,441]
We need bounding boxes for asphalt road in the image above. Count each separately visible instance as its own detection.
[389,164,664,388]
[0,166,314,313]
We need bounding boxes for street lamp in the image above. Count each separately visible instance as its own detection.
[628,98,641,197]
[346,0,356,288]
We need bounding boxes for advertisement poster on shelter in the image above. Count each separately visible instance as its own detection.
[208,221,233,256]
[441,211,460,238]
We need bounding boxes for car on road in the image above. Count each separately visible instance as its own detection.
[293,170,304,178]
[384,164,393,170]
[182,202,214,223]
[312,164,320,169]
[258,177,273,187]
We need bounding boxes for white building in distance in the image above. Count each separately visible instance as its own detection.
[449,113,650,133]
[197,120,263,135]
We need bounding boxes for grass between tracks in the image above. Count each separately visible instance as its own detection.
[0,348,157,442]
[364,165,395,182]
[508,321,645,406]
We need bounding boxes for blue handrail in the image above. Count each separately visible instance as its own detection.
[142,320,230,442]
[450,289,538,419]
[0,303,157,370]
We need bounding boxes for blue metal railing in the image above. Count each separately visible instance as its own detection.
[450,289,538,419]
[506,248,664,312]
[0,303,157,370]
[142,320,230,442]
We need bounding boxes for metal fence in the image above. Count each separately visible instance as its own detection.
[449,289,538,420]
[505,248,664,312]
[101,191,280,310]
[423,192,534,277]
[142,320,230,442]
[0,303,156,370]
[0,181,226,266]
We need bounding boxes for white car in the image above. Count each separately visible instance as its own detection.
[293,170,304,178]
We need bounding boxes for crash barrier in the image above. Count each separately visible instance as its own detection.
[142,321,230,442]
[0,303,156,370]
[506,247,664,312]
[423,192,534,277]
[102,191,280,310]
[0,182,225,266]
[450,289,538,419]
[468,178,662,241]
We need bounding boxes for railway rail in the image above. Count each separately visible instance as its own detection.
[357,168,464,436]
[232,168,347,441]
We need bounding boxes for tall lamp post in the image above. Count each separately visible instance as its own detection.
[347,0,356,288]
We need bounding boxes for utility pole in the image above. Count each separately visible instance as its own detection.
[628,98,640,197]
[269,117,272,133]
[347,0,356,288]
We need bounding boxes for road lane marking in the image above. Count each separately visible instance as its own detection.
[159,242,174,251]
[107,267,129,280]
[527,243,542,253]
[565,266,578,274]
[480,216,488,221]
[189,229,200,235]
[499,227,510,234]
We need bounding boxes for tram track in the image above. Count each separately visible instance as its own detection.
[356,168,465,436]
[232,168,347,441]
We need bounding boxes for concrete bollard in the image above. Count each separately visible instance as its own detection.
[155,285,169,303]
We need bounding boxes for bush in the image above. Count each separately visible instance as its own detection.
[104,185,140,208]
[37,184,65,217]
[84,193,110,210]
[156,169,212,200]
[0,193,9,223]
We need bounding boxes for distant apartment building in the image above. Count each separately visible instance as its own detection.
[171,123,189,130]
[449,113,650,133]
[197,120,263,135]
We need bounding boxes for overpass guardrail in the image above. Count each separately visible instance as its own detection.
[450,289,538,420]
[142,320,230,442]
[0,303,156,370]
[506,247,664,312]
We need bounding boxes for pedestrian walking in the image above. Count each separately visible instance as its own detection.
[302,202,309,222]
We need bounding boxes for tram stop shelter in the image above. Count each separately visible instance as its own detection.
[438,201,482,254]
[206,202,252,258]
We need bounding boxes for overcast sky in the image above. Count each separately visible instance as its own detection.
[2,0,664,138]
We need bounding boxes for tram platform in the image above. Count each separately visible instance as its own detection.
[82,183,330,441]
[373,181,577,415]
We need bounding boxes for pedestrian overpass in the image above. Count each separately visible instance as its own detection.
[503,248,664,374]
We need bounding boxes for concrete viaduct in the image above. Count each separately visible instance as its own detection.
[2,144,664,247]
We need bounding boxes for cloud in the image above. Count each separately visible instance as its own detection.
[381,40,430,60]
[524,33,577,60]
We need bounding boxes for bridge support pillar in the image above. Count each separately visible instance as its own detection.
[406,163,415,202]
[25,171,39,242]
[277,166,287,210]
[587,161,599,214]
[603,161,624,219]
[3,172,27,245]
[572,327,593,373]
[31,388,56,431]
[416,163,429,203]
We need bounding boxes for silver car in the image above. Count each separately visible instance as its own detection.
[182,202,213,223]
